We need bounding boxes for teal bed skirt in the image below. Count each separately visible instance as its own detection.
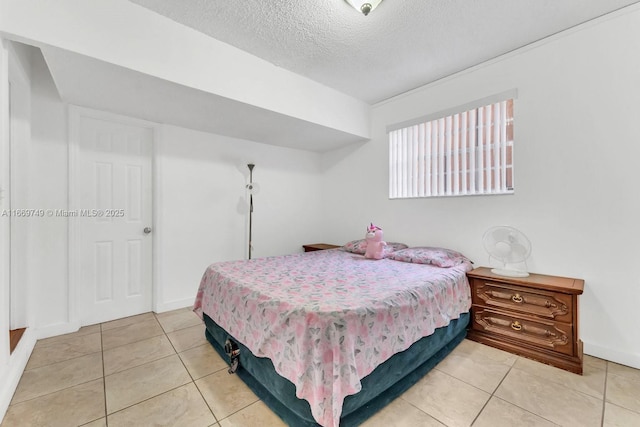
[203,312,469,426]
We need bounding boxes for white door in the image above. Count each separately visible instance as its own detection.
[77,115,153,325]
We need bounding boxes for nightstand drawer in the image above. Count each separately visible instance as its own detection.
[472,308,574,356]
[472,280,572,322]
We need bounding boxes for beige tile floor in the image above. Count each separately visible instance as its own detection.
[2,308,640,427]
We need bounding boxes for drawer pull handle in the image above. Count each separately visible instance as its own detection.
[511,294,523,303]
[511,321,522,331]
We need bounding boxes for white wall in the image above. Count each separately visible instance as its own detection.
[0,39,37,424]
[155,124,324,311]
[7,41,32,332]
[321,7,640,368]
[29,49,70,333]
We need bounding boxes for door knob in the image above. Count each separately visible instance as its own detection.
[143,227,152,234]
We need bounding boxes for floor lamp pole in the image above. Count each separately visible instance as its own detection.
[247,164,255,260]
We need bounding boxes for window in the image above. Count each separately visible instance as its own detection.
[388,92,515,199]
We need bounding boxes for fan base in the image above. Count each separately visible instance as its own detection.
[491,268,530,278]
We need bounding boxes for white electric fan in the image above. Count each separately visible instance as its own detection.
[482,226,532,277]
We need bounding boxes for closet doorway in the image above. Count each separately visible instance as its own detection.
[6,44,31,353]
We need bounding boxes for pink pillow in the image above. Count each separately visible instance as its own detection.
[388,247,470,268]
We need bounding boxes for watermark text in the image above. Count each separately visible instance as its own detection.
[1,209,125,218]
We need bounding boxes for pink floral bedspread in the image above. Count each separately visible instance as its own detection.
[194,249,472,427]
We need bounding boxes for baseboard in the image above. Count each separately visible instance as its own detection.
[583,341,640,369]
[34,320,82,340]
[0,328,36,424]
[154,297,194,314]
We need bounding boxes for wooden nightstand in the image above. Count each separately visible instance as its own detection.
[303,243,341,252]
[466,267,584,374]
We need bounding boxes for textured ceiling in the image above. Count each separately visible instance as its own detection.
[130,0,640,104]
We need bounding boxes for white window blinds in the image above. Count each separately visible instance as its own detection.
[389,94,515,199]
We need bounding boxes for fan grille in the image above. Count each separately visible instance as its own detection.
[483,226,531,268]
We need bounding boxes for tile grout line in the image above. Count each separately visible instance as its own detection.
[469,357,558,426]
[100,313,206,378]
[163,312,223,425]
[157,312,221,425]
[101,321,109,427]
[28,323,108,427]
[102,330,166,352]
[101,313,200,422]
[468,361,514,426]
[103,334,169,362]
[23,346,103,372]
[102,346,177,378]
[22,328,103,373]
[192,380,224,425]
[421,365,493,426]
[99,316,186,418]
[101,314,180,377]
[600,361,608,427]
[8,347,105,407]
[6,377,104,408]
[401,397,453,426]
[496,359,605,426]
[222,399,263,423]
[397,395,443,424]
[393,349,521,426]
[105,382,197,420]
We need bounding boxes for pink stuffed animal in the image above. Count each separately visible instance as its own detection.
[364,223,387,260]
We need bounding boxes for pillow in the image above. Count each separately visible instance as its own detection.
[341,239,408,255]
[384,241,409,254]
[388,246,470,268]
[341,239,367,254]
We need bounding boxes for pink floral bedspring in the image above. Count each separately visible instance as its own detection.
[193,249,472,427]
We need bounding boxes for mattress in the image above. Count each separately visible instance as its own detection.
[194,249,472,426]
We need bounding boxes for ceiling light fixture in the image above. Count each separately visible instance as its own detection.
[345,0,383,16]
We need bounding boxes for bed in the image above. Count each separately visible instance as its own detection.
[194,247,472,427]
